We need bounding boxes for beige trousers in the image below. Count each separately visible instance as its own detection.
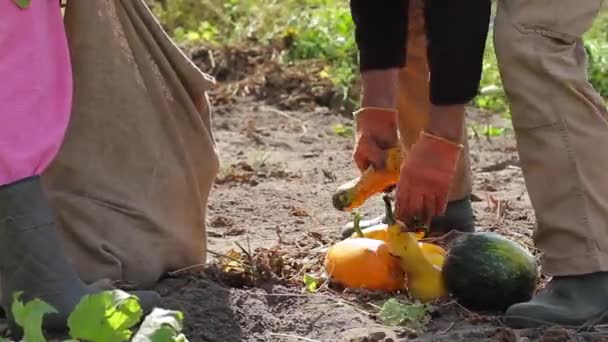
[495,0,608,275]
[395,0,472,202]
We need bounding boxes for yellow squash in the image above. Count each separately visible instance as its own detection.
[380,196,448,303]
[332,147,402,211]
[351,223,426,243]
[349,203,445,270]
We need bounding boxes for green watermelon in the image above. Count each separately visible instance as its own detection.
[442,232,539,312]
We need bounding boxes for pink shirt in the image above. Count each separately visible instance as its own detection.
[0,0,72,186]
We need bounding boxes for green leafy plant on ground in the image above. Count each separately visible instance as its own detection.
[474,25,509,116]
[468,123,510,139]
[147,0,608,115]
[2,291,188,342]
[585,12,608,99]
[147,0,359,104]
[379,298,431,332]
[331,123,354,138]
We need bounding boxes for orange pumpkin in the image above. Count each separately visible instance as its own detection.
[324,237,405,291]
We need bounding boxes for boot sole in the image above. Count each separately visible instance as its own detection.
[502,309,608,330]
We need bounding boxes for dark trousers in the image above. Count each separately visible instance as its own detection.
[350,0,492,105]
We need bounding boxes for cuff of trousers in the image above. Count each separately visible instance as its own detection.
[430,90,479,106]
[359,49,407,71]
[541,251,608,277]
[428,63,483,105]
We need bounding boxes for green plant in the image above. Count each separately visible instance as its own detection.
[379,298,430,331]
[331,123,354,137]
[249,150,271,170]
[13,0,31,8]
[474,18,510,116]
[584,12,608,98]
[147,0,360,105]
[302,273,325,293]
[146,0,607,117]
[282,4,357,77]
[3,290,188,342]
[173,21,220,45]
[468,123,509,139]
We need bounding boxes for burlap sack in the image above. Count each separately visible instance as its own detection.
[41,0,219,288]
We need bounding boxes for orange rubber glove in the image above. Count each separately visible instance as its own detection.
[395,131,463,226]
[352,108,399,172]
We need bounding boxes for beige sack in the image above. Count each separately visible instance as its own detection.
[42,0,219,288]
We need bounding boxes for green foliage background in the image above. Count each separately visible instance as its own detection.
[146,0,608,117]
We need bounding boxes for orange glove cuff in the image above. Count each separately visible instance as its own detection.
[395,131,463,223]
[409,131,463,171]
[354,107,398,130]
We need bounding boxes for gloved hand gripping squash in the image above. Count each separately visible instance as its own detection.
[332,146,402,211]
[333,108,402,211]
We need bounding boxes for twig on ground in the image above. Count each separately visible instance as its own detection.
[440,322,455,334]
[262,105,308,136]
[444,300,478,319]
[578,310,608,332]
[269,333,320,342]
[167,263,208,276]
[421,230,460,245]
[275,226,286,245]
[593,324,608,334]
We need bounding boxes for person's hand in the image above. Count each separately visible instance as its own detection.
[353,108,399,172]
[395,131,462,226]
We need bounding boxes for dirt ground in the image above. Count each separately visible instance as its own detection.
[150,95,607,342]
[144,44,608,342]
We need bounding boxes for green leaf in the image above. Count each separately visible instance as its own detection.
[331,124,353,138]
[379,298,429,330]
[13,0,31,9]
[67,290,143,342]
[131,308,189,342]
[302,274,318,293]
[11,292,57,342]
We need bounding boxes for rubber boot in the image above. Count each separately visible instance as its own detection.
[0,176,160,335]
[340,195,475,239]
[504,272,608,329]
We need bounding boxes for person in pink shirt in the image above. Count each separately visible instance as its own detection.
[0,0,158,334]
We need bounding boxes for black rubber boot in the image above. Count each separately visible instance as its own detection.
[0,177,160,334]
[504,272,608,329]
[340,195,475,240]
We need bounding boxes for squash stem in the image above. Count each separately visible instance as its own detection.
[382,195,396,226]
[353,212,364,237]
